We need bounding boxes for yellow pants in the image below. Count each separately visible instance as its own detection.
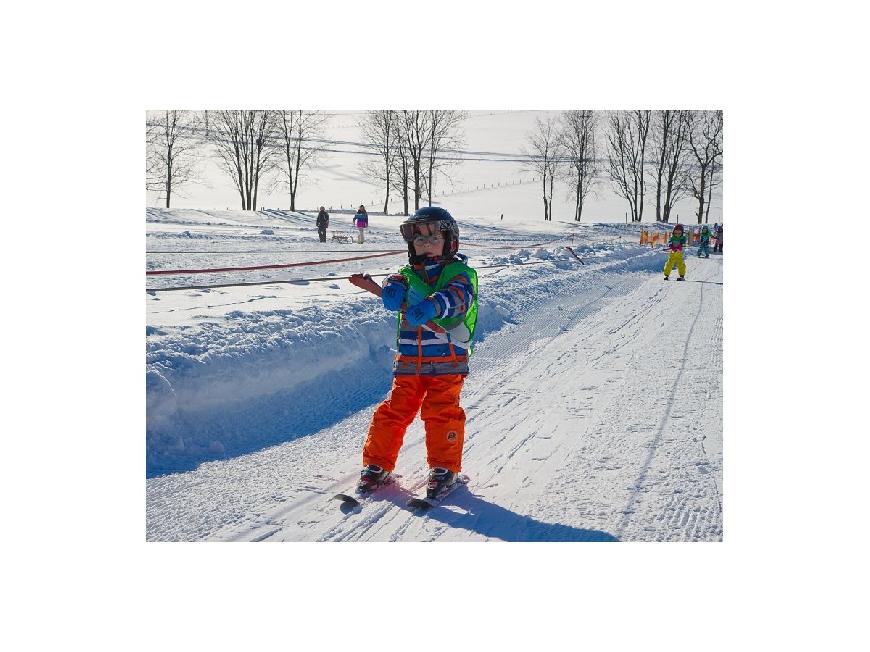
[663,251,686,278]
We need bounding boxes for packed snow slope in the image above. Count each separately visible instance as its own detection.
[146,209,722,541]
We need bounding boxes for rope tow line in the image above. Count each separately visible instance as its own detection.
[146,250,406,276]
[146,261,550,293]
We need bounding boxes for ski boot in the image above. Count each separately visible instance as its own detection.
[664,275,670,281]
[356,464,391,495]
[426,467,458,500]
[677,276,685,281]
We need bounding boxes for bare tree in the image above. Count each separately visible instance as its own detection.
[649,110,692,223]
[390,119,412,216]
[687,110,723,224]
[359,110,400,214]
[560,110,598,221]
[705,154,719,224]
[525,116,562,221]
[146,110,202,208]
[605,110,651,222]
[546,144,562,220]
[276,110,329,212]
[401,110,430,211]
[425,110,466,206]
[207,110,280,211]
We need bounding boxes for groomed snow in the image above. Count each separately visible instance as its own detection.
[146,209,721,541]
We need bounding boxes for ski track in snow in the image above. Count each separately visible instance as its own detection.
[146,219,722,542]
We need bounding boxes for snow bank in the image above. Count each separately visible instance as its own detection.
[146,214,666,476]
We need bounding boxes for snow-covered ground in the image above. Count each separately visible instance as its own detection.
[146,208,721,541]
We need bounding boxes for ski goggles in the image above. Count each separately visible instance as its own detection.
[400,222,447,244]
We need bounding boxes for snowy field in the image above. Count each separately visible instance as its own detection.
[146,208,722,541]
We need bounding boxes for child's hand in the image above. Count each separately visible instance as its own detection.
[405,299,437,327]
[382,283,405,311]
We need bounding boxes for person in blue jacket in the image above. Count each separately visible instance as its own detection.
[697,225,711,258]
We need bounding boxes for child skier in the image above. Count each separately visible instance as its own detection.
[663,223,688,280]
[697,225,711,258]
[357,207,478,501]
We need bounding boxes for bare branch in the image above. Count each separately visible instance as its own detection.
[146,110,204,208]
[275,110,329,211]
[206,110,281,211]
[605,110,651,222]
[359,110,400,214]
[648,110,693,222]
[525,116,563,220]
[559,110,599,221]
[425,110,466,206]
[686,110,724,224]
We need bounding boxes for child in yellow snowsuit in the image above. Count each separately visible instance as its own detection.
[663,224,688,281]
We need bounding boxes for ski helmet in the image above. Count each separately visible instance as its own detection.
[673,223,684,233]
[400,207,460,262]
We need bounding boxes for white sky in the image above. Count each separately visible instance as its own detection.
[147,109,723,223]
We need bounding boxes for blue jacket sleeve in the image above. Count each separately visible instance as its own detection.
[428,273,474,319]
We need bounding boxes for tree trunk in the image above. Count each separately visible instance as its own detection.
[165,165,172,208]
[415,173,421,209]
[291,143,302,212]
[705,159,715,224]
[655,184,662,221]
[383,166,391,214]
[165,148,172,208]
[663,176,673,223]
[548,173,554,221]
[575,178,581,221]
[542,174,548,220]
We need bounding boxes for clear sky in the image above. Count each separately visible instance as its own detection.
[147,110,723,224]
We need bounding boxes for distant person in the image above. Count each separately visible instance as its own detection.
[697,225,711,258]
[663,223,688,281]
[316,206,329,243]
[500,213,503,221]
[353,205,369,244]
[714,224,723,253]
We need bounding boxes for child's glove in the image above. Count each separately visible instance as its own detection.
[405,299,437,327]
[381,283,405,311]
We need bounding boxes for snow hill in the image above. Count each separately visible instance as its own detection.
[146,209,722,541]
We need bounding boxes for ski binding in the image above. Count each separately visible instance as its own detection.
[407,474,469,511]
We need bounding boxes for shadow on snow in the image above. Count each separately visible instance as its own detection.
[146,357,392,478]
[361,484,619,542]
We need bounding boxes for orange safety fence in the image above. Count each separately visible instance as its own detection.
[640,227,714,247]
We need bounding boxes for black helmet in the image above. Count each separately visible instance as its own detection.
[400,207,460,261]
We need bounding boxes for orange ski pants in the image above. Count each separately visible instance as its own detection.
[362,374,466,473]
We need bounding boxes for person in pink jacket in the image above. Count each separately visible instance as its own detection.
[353,205,369,244]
